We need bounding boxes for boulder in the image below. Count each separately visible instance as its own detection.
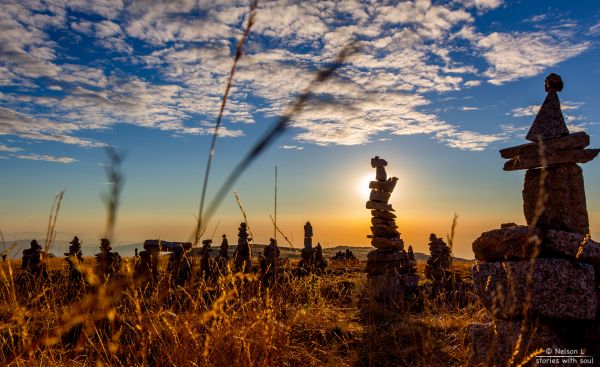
[472,225,542,261]
[523,164,589,234]
[472,258,597,320]
[371,210,396,219]
[371,237,404,250]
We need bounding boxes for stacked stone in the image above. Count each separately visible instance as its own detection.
[365,156,411,303]
[299,221,316,269]
[21,239,47,278]
[424,233,452,287]
[234,222,252,273]
[469,74,600,365]
[65,236,84,281]
[94,238,122,282]
[406,245,417,274]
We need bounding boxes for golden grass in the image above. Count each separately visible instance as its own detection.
[0,257,484,366]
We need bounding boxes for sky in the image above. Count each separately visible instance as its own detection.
[1,0,600,259]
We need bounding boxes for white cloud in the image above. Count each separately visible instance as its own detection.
[280,145,304,150]
[461,106,480,111]
[15,153,77,164]
[474,30,590,85]
[0,144,22,152]
[464,80,481,87]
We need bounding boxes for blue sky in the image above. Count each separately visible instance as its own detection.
[1,0,600,258]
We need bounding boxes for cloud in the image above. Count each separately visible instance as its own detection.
[0,144,22,152]
[280,145,304,150]
[464,80,481,87]
[461,106,480,111]
[474,30,590,85]
[15,153,77,164]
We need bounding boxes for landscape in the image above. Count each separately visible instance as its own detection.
[1,1,600,366]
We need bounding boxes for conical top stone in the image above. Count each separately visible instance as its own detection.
[525,73,569,142]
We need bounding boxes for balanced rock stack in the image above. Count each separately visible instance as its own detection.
[234,222,252,273]
[469,74,600,365]
[365,156,413,303]
[424,233,453,292]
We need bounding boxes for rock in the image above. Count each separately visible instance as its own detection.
[369,178,398,193]
[468,320,562,367]
[525,89,569,142]
[366,201,394,211]
[523,164,589,233]
[500,132,589,159]
[503,148,599,171]
[371,156,387,168]
[371,210,396,219]
[500,222,518,229]
[472,258,597,320]
[376,166,387,181]
[369,190,391,203]
[472,225,543,261]
[367,248,406,262]
[371,237,404,250]
[546,229,600,266]
[370,224,400,238]
[371,217,397,227]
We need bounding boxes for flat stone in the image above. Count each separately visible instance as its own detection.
[369,190,391,203]
[503,148,599,171]
[371,156,387,168]
[525,90,569,142]
[370,225,400,238]
[468,320,562,367]
[366,200,394,211]
[472,225,543,261]
[371,237,404,250]
[472,258,597,320]
[369,178,398,193]
[371,217,397,227]
[523,164,589,233]
[500,132,589,159]
[371,210,397,219]
[376,166,387,181]
[367,248,406,262]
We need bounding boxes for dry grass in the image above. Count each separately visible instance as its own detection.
[0,257,483,366]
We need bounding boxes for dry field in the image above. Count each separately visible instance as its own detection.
[0,257,484,366]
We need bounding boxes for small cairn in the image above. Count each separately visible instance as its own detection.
[21,239,47,278]
[94,239,122,282]
[313,243,327,271]
[167,245,191,287]
[405,245,417,275]
[332,248,358,262]
[365,156,413,304]
[261,238,280,285]
[234,222,252,273]
[199,239,214,281]
[219,234,229,260]
[424,233,453,292]
[469,74,600,365]
[65,236,84,281]
[136,240,161,284]
[299,221,316,269]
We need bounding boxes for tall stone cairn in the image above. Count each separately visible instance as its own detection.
[468,74,600,365]
[234,222,252,273]
[365,156,414,304]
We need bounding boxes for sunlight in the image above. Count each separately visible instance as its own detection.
[359,173,375,200]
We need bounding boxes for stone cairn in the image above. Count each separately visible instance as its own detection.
[135,240,160,284]
[365,156,417,304]
[332,248,358,262]
[199,239,214,281]
[65,236,84,281]
[469,74,600,365]
[94,239,122,282]
[299,221,315,269]
[21,239,47,278]
[234,222,252,273]
[167,245,191,287]
[424,233,453,293]
[406,245,417,275]
[261,238,280,285]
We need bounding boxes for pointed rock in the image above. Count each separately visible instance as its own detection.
[525,90,569,142]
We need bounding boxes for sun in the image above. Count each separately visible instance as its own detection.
[359,173,375,200]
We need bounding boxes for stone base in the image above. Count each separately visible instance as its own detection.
[523,164,589,234]
[473,258,597,320]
